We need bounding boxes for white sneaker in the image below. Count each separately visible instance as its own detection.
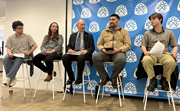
[2,77,11,86]
[9,78,18,87]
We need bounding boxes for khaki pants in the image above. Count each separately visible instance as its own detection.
[141,53,176,81]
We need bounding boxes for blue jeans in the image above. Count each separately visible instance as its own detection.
[3,54,29,79]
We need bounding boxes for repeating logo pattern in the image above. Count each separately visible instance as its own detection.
[72,0,180,99]
[89,0,100,4]
[89,21,100,32]
[148,91,159,96]
[106,0,116,2]
[178,1,180,11]
[124,20,137,31]
[72,10,75,19]
[176,52,180,63]
[87,80,98,90]
[120,68,127,78]
[134,68,137,78]
[134,3,148,15]
[74,84,82,89]
[166,16,180,29]
[115,5,128,17]
[126,50,137,62]
[170,86,180,98]
[105,81,117,92]
[81,8,91,18]
[73,0,83,5]
[97,6,109,18]
[144,19,153,30]
[134,34,143,47]
[83,63,90,76]
[73,23,78,32]
[124,82,137,94]
[178,35,180,45]
[155,0,169,13]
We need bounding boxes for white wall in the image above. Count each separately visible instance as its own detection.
[4,0,72,91]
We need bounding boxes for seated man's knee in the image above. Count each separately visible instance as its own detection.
[165,59,176,66]
[77,55,85,62]
[92,52,101,62]
[62,54,69,60]
[141,56,153,64]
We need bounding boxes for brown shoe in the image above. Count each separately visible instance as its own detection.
[111,79,117,89]
[99,77,110,86]
[44,75,52,82]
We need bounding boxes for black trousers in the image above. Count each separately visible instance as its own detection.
[32,52,62,75]
[62,54,90,81]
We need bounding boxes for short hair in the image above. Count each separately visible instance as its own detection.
[12,20,24,31]
[149,13,163,24]
[76,19,84,24]
[110,14,120,20]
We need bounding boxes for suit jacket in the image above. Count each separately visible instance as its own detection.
[67,31,95,66]
[136,53,179,90]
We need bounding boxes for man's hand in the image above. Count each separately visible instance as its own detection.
[79,50,87,55]
[68,49,75,53]
[102,48,120,54]
[9,53,14,58]
[144,51,151,56]
[22,52,30,55]
[110,48,121,54]
[171,52,177,58]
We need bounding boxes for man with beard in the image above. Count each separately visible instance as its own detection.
[92,14,131,88]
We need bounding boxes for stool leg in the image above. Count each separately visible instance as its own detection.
[144,78,150,111]
[143,78,149,103]
[33,71,43,98]
[119,75,125,100]
[57,62,63,93]
[83,74,86,103]
[118,84,122,107]
[63,85,68,101]
[167,91,170,105]
[87,74,93,97]
[1,86,5,99]
[25,63,32,93]
[22,64,26,98]
[102,86,104,98]
[53,77,55,100]
[96,86,101,104]
[46,83,48,94]
[168,82,176,111]
[73,64,77,95]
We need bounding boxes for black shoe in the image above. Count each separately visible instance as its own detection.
[99,77,110,86]
[66,79,74,85]
[160,76,169,91]
[147,77,157,92]
[74,79,82,85]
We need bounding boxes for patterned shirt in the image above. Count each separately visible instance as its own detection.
[40,34,63,55]
[141,27,177,52]
[5,33,36,53]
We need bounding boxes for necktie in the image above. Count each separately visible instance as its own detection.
[75,33,81,51]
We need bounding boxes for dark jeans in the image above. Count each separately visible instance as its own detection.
[62,54,90,81]
[32,52,62,75]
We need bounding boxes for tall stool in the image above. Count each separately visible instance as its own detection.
[63,61,93,103]
[143,63,176,111]
[33,60,63,100]
[95,62,125,107]
[1,59,32,99]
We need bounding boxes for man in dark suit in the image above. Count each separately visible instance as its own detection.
[62,19,95,85]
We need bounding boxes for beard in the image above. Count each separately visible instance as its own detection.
[109,23,117,28]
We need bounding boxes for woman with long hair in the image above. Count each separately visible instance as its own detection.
[32,22,63,81]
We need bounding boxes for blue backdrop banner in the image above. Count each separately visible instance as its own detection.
[71,0,180,99]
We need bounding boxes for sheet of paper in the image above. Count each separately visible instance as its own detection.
[39,48,47,54]
[13,53,25,58]
[67,51,80,55]
[150,41,165,57]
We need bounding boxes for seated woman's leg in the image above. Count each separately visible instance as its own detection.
[32,54,47,73]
